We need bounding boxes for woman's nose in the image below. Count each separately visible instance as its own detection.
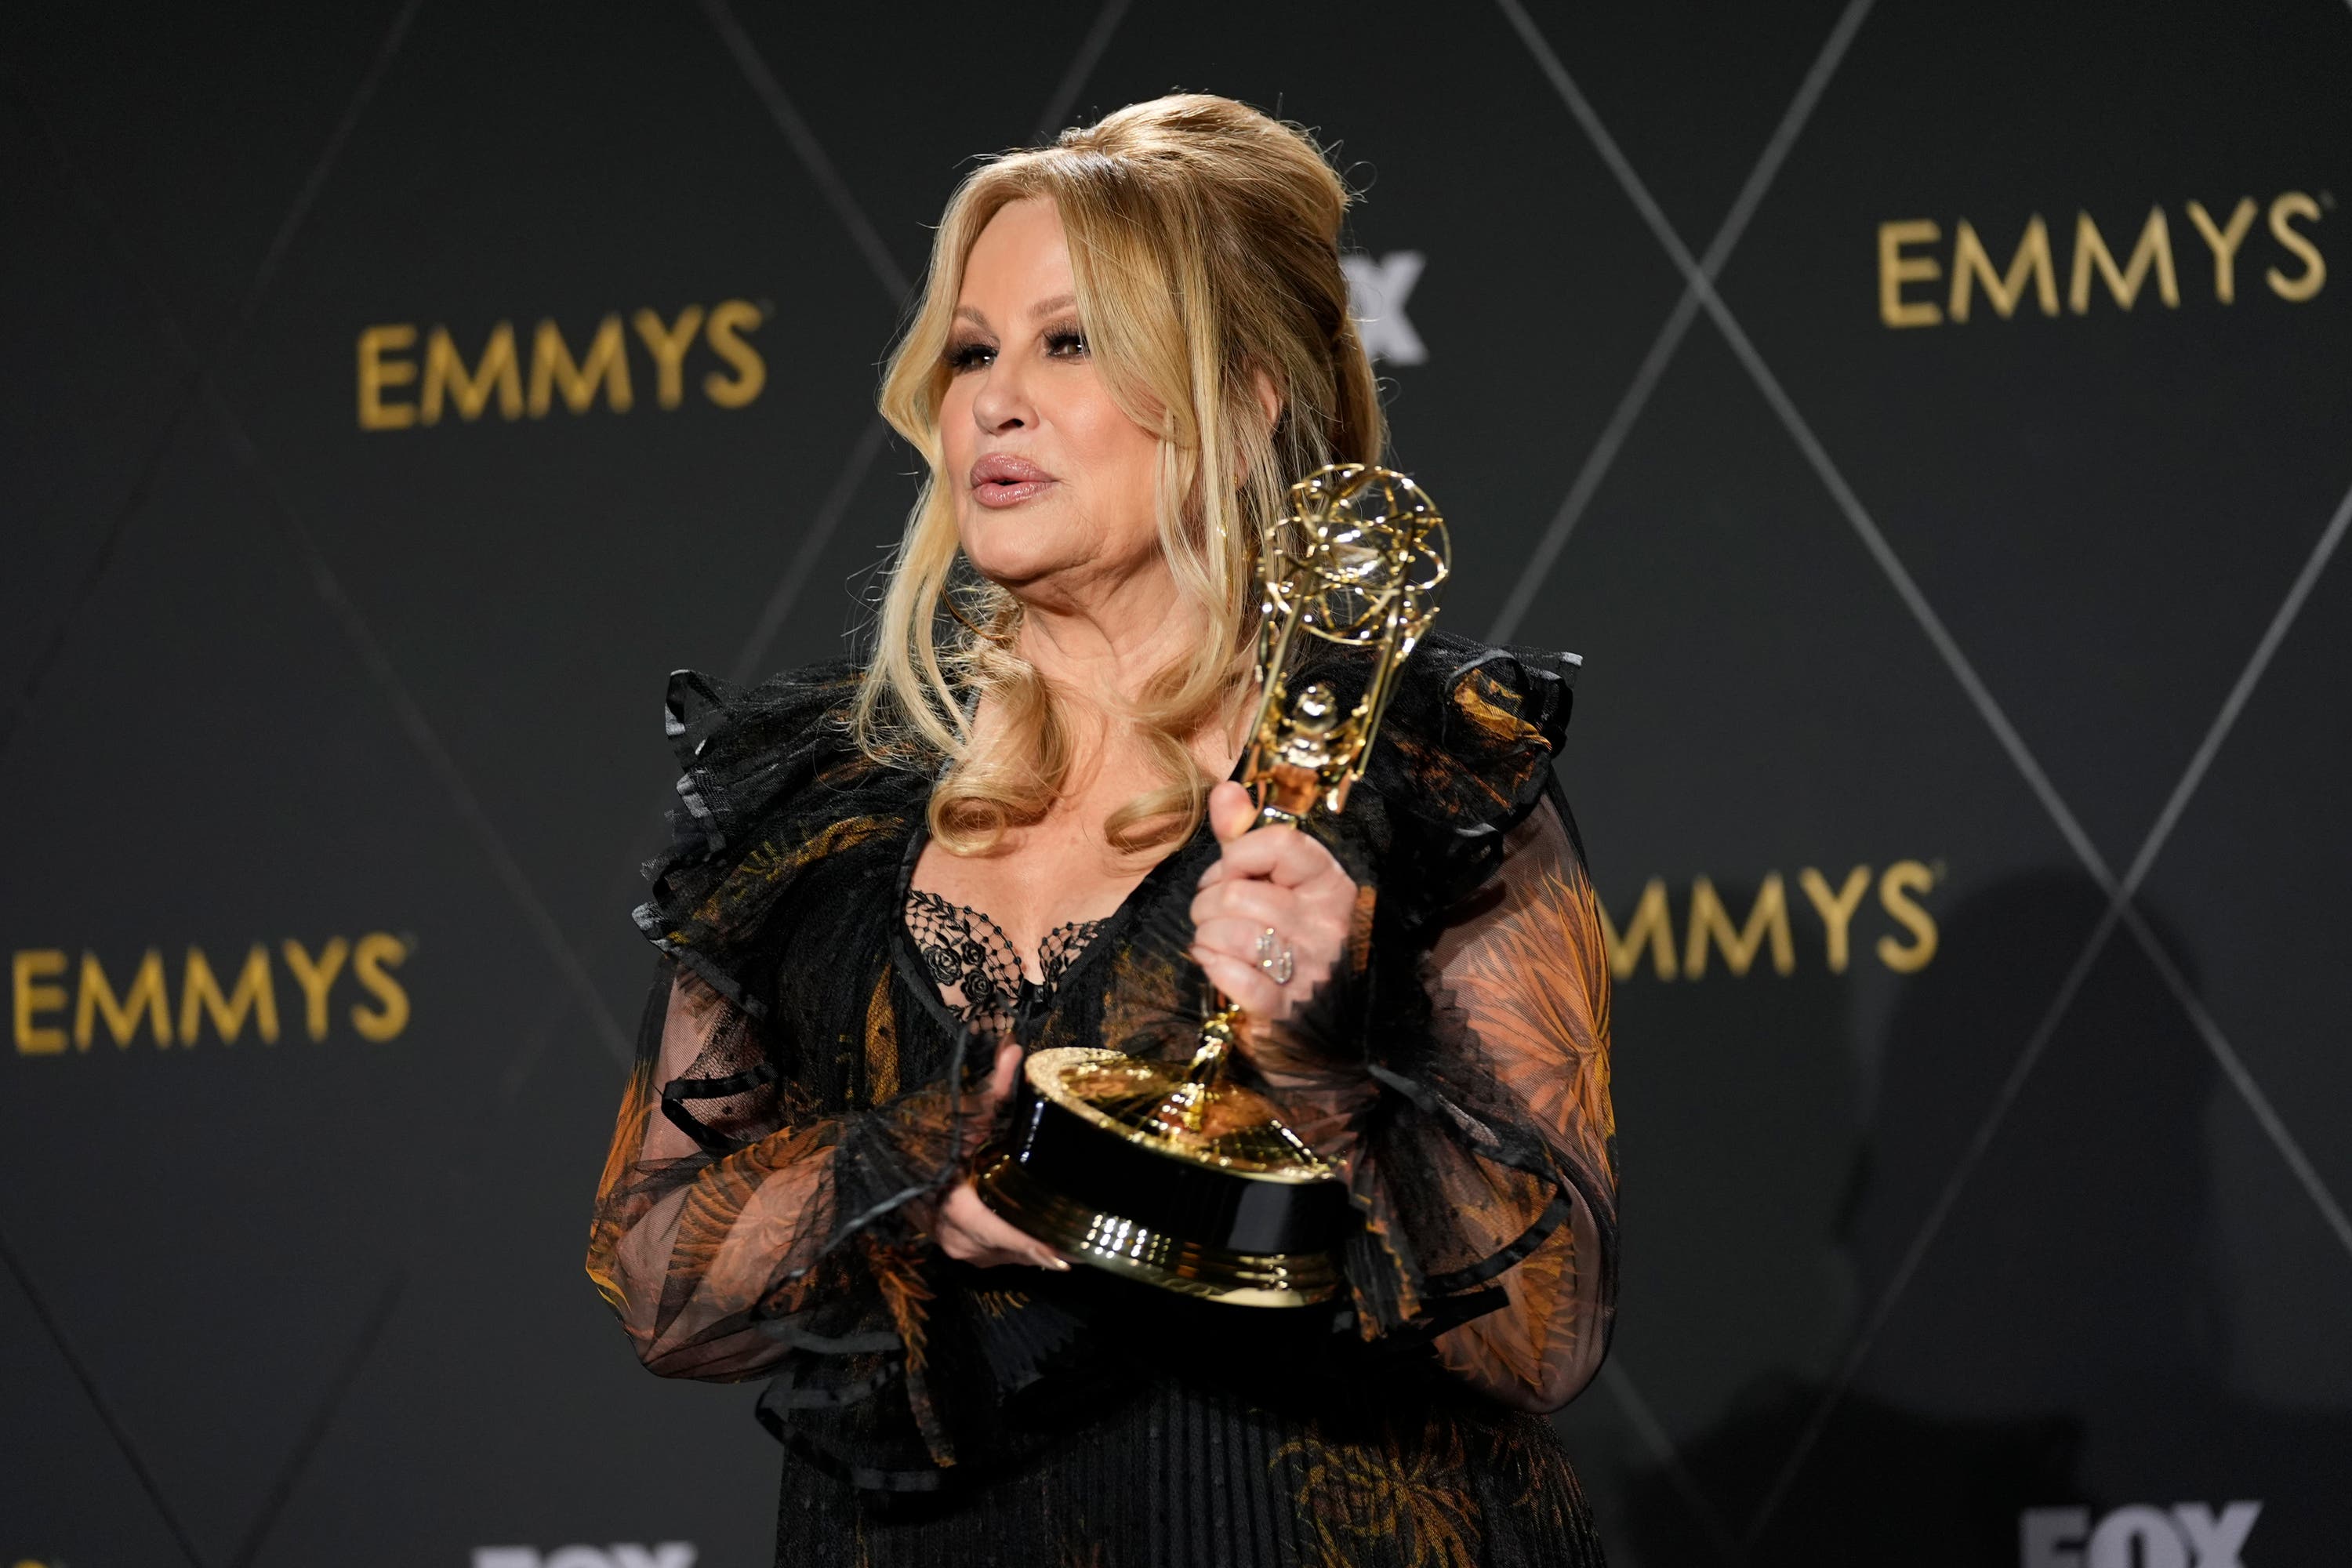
[971,359,1035,435]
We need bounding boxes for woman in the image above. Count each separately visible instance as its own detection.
[588,94,1617,1566]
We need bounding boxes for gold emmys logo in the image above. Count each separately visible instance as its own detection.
[1877,192,2326,328]
[1600,861,1941,982]
[355,301,768,430]
[10,935,412,1054]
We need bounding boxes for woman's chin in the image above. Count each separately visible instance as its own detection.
[960,522,1091,589]
[964,552,1079,597]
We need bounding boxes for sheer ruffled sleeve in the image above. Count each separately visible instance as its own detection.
[1250,638,1618,1413]
[1254,791,1617,1412]
[1417,793,1616,1408]
[584,962,978,1383]
[584,667,976,1403]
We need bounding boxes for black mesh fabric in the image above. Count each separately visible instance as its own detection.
[586,632,1618,1564]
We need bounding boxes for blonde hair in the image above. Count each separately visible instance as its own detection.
[852,93,1385,856]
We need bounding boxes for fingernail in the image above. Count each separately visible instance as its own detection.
[1047,1258,1071,1272]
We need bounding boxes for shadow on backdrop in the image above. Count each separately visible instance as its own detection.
[1624,869,2352,1563]
[1564,880,1875,1562]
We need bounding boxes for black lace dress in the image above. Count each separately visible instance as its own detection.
[588,632,1619,1566]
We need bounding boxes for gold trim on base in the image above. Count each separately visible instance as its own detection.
[975,1154,1342,1308]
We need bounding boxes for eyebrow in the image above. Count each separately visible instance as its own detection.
[953,294,1078,332]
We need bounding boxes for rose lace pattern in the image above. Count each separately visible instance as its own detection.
[903,888,1109,1047]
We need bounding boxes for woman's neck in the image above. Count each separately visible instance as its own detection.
[993,561,1254,800]
[1011,557,1203,711]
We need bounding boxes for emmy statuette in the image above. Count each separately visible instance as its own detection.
[974,464,1450,1305]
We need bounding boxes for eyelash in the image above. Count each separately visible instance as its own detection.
[944,326,1088,373]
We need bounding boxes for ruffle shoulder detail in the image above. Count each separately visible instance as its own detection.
[632,660,924,1017]
[1348,629,1579,916]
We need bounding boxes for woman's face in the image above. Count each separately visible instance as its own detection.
[939,197,1164,608]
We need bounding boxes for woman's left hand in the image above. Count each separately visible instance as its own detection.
[1189,779,1357,1032]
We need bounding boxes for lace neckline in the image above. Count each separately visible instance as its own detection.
[903,888,1111,1045]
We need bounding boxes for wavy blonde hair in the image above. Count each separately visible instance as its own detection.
[852,93,1385,856]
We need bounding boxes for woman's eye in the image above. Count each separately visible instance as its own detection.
[1044,327,1088,359]
[946,340,996,372]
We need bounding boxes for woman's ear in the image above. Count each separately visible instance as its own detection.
[1250,366,1283,434]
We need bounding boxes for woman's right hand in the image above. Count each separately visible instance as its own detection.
[935,1040,1071,1271]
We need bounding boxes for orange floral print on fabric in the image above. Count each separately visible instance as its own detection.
[1277,1414,1483,1568]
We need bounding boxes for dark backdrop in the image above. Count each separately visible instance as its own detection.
[5,2,2350,1564]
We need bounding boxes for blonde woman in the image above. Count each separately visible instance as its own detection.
[589,95,1617,1566]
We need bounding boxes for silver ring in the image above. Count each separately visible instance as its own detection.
[1255,926,1295,985]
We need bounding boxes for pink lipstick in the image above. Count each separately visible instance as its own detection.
[970,452,1056,509]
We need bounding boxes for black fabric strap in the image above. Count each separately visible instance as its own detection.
[1422,1190,1573,1295]
[663,1061,781,1099]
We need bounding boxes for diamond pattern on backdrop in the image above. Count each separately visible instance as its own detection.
[1494,0,2352,1555]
